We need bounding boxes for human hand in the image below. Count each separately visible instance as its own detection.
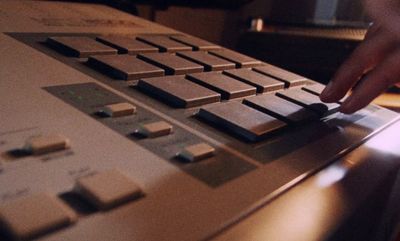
[320,0,400,114]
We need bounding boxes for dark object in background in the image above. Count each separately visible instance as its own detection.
[131,0,254,9]
[60,0,253,10]
[237,27,366,83]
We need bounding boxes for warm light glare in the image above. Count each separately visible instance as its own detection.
[316,165,347,188]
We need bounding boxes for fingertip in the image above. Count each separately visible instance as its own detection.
[320,81,344,103]
[338,95,364,114]
[339,104,355,114]
[320,82,334,102]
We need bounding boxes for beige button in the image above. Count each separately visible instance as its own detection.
[102,102,136,117]
[179,143,215,162]
[24,135,70,155]
[0,193,77,240]
[137,121,173,138]
[75,169,142,210]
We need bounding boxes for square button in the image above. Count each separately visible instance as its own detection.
[75,169,142,210]
[0,193,77,240]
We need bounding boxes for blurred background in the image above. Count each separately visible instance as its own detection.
[130,0,369,83]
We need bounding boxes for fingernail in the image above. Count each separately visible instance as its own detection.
[320,81,334,100]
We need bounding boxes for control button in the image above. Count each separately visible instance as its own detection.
[138,76,221,108]
[0,193,77,240]
[176,51,236,71]
[102,102,136,117]
[137,121,173,138]
[302,83,326,95]
[253,64,309,87]
[198,102,286,142]
[276,89,340,116]
[138,52,204,75]
[223,69,285,93]
[136,35,192,53]
[87,55,164,80]
[243,94,318,123]
[170,35,220,51]
[46,36,117,58]
[209,49,262,68]
[187,72,256,100]
[75,169,142,210]
[178,143,215,162]
[96,36,158,54]
[24,135,70,155]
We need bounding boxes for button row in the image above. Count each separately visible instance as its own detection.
[96,36,159,54]
[46,35,221,57]
[47,36,118,58]
[136,74,314,110]
[138,75,221,108]
[254,64,309,87]
[198,101,287,142]
[176,51,236,71]
[0,169,143,240]
[0,193,77,240]
[276,88,339,116]
[243,94,318,124]
[46,35,312,93]
[197,84,340,142]
[87,55,165,80]
[89,51,259,80]
[137,52,204,75]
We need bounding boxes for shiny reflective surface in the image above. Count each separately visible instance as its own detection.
[213,120,400,241]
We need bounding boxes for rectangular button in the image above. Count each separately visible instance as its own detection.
[187,72,256,100]
[102,102,136,117]
[46,36,117,57]
[223,69,285,93]
[0,193,77,240]
[178,143,215,162]
[137,121,173,138]
[75,169,142,210]
[243,94,318,123]
[170,35,220,51]
[276,88,340,116]
[138,52,204,75]
[24,134,70,155]
[87,55,164,80]
[176,51,236,71]
[253,64,309,87]
[209,49,262,68]
[96,36,158,54]
[136,35,192,52]
[198,102,286,141]
[138,76,221,108]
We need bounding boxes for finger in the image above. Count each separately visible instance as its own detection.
[365,0,400,38]
[364,23,380,40]
[320,30,393,103]
[339,48,400,113]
